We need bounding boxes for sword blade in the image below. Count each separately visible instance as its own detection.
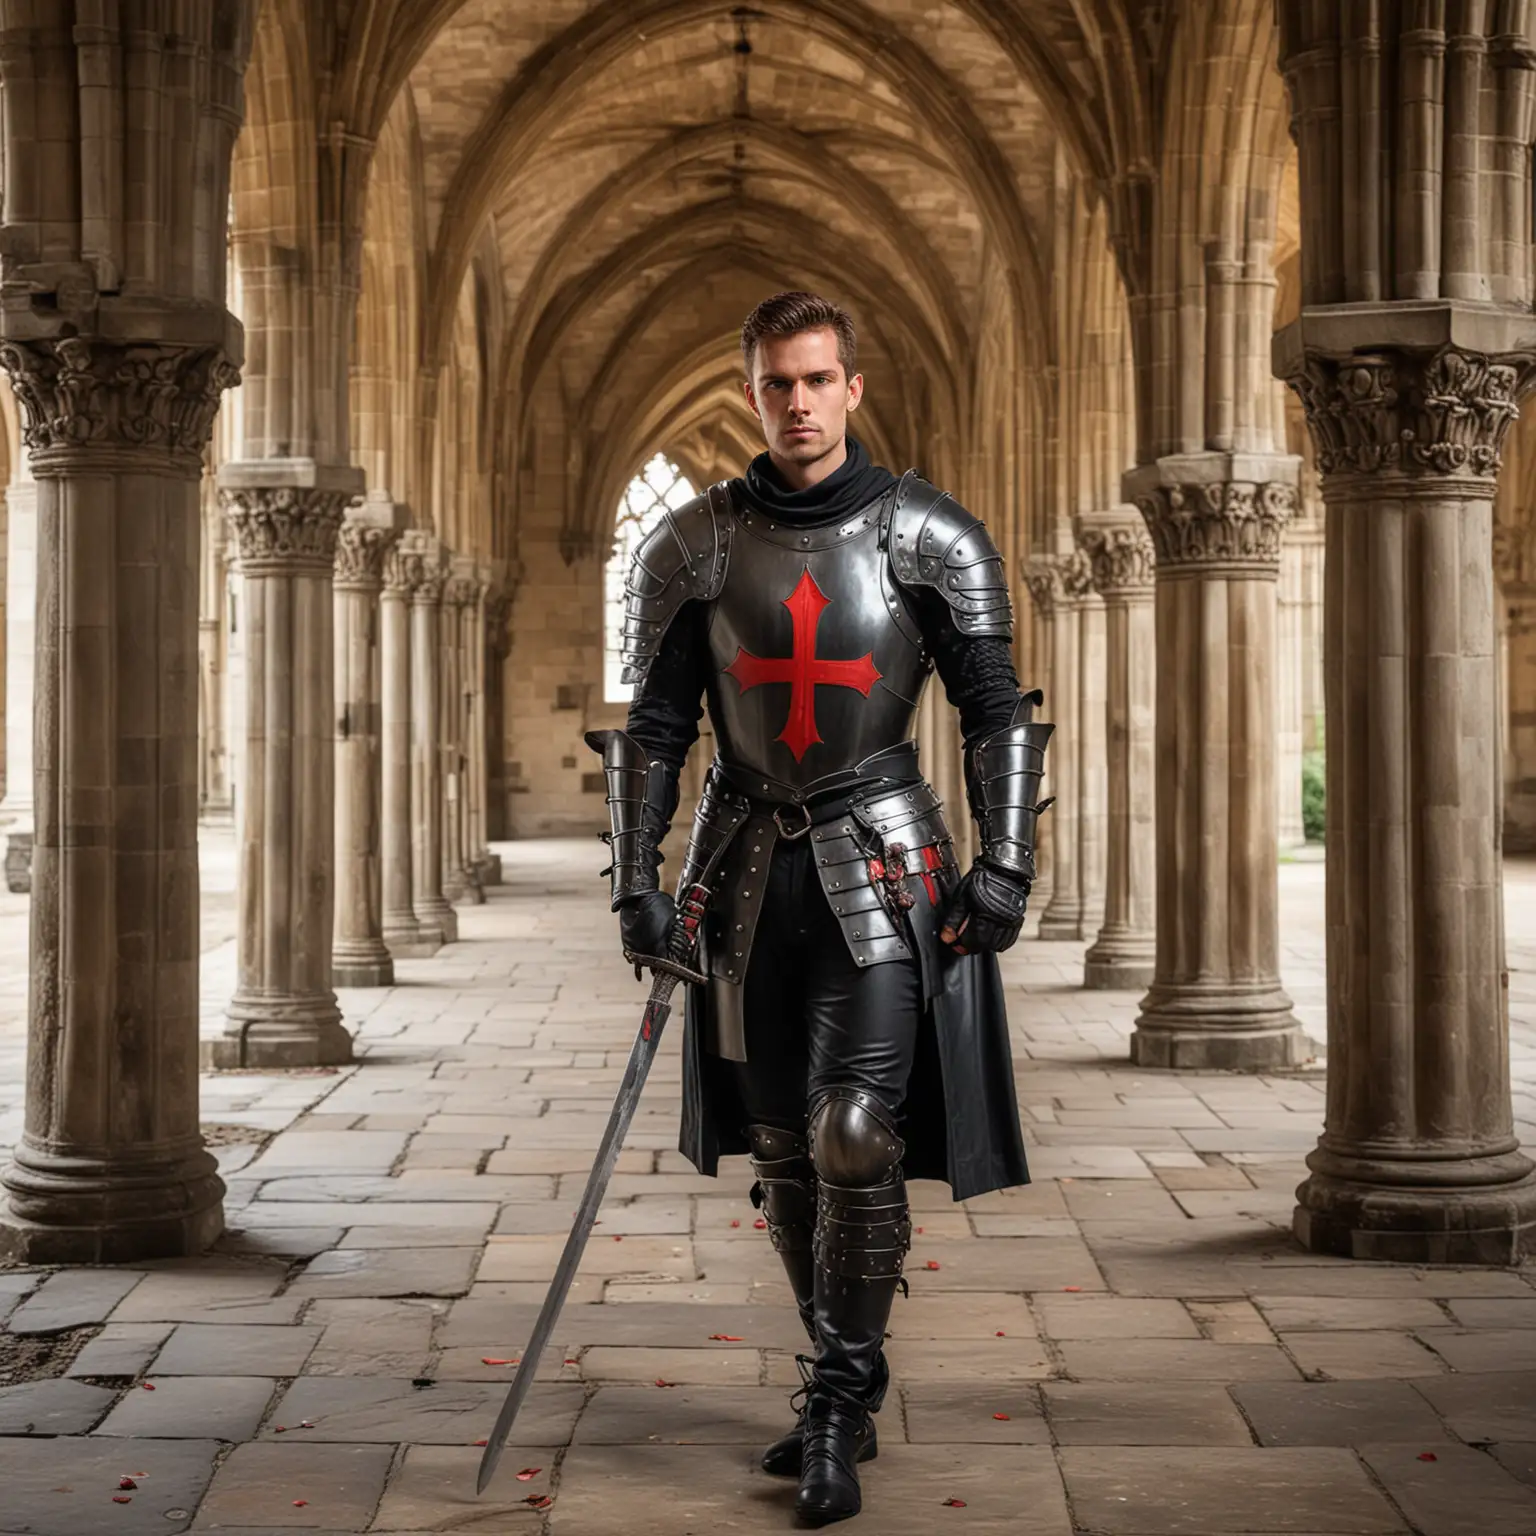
[475,974,678,1494]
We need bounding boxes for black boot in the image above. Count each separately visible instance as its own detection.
[796,1089,910,1525]
[748,1126,823,1477]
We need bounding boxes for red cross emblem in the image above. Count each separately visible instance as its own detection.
[724,567,882,762]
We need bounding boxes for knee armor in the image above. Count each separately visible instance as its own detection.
[748,1123,816,1259]
[808,1089,911,1285]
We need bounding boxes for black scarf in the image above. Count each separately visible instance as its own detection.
[732,435,898,528]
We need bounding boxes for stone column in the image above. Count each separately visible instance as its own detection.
[213,461,360,1068]
[0,336,238,1263]
[1025,552,1093,938]
[332,496,406,986]
[1276,530,1308,848]
[1497,524,1536,853]
[1281,333,1536,1261]
[407,533,457,945]
[198,468,233,821]
[483,583,511,874]
[0,474,37,892]
[441,559,471,904]
[1075,510,1157,989]
[380,535,435,956]
[1126,453,1308,1069]
[1078,591,1108,936]
[466,565,491,885]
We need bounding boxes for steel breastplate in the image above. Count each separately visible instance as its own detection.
[703,488,931,798]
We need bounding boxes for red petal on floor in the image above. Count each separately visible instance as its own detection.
[525,1495,552,1509]
[112,1496,132,1505]
[1418,1452,1438,1462]
[992,1413,1010,1421]
[1062,1285,1082,1292]
[140,1383,156,1391]
[942,1497,967,1507]
[563,1358,578,1365]
[515,1468,542,1482]
[655,1378,676,1387]
[298,1421,315,1429]
[708,1334,744,1341]
[292,1500,308,1508]
[916,1227,924,1234]
[481,1358,516,1366]
[274,1425,287,1432]
[613,1234,623,1241]
[995,1331,1006,1337]
[473,1439,488,1447]
[118,1478,137,1490]
[753,1218,767,1229]
[925,1260,941,1270]
[730,1219,741,1228]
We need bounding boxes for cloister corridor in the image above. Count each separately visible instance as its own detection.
[0,841,1533,1533]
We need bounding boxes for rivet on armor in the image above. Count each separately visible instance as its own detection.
[735,923,743,931]
[743,891,751,898]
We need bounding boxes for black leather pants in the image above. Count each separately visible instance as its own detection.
[729,834,922,1130]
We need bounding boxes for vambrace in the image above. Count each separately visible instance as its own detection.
[583,728,679,909]
[964,690,1055,885]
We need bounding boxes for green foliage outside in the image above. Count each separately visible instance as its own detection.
[1301,749,1326,843]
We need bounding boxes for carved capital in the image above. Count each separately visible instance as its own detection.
[334,521,401,591]
[393,530,445,604]
[1024,550,1093,614]
[445,576,482,610]
[1135,480,1295,573]
[222,487,350,575]
[1078,523,1156,597]
[1284,344,1536,494]
[0,338,238,472]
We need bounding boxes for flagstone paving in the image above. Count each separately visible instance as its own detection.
[0,834,1534,1533]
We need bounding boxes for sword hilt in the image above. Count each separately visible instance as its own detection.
[628,882,711,984]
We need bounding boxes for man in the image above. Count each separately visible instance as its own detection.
[586,291,1050,1526]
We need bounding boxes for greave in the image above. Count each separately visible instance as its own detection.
[748,1124,817,1340]
[812,1174,910,1409]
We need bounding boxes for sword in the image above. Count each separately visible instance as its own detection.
[475,883,711,1495]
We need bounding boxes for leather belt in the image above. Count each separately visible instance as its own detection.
[713,741,922,815]
[710,763,924,844]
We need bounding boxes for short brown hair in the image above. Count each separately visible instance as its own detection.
[740,291,857,379]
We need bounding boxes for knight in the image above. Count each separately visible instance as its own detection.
[586,290,1051,1526]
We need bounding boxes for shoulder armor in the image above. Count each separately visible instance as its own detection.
[885,474,1013,639]
[619,482,733,688]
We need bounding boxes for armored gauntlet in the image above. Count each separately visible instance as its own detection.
[583,728,680,906]
[940,694,1053,954]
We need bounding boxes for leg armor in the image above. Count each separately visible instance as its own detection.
[748,1123,816,1339]
[808,1087,912,1286]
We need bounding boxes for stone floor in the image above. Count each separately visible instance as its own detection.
[0,833,1534,1534]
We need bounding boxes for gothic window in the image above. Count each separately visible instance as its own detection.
[603,454,697,702]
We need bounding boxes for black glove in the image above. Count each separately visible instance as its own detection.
[617,889,678,963]
[938,860,1030,955]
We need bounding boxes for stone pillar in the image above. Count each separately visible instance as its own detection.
[1078,591,1108,936]
[0,336,238,1263]
[0,474,37,892]
[1076,511,1157,990]
[442,558,474,905]
[1126,453,1308,1069]
[466,565,491,885]
[407,533,457,945]
[380,535,435,956]
[332,495,406,986]
[1497,524,1536,853]
[198,467,233,821]
[1281,333,1536,1262]
[483,583,511,869]
[1276,530,1308,848]
[213,461,360,1068]
[1025,552,1093,938]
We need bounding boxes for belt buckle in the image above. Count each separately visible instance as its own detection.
[773,803,814,840]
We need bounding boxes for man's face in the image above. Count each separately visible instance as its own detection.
[743,327,864,469]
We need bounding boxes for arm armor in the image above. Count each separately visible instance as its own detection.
[618,482,732,692]
[887,475,1013,639]
[583,728,680,909]
[964,691,1054,884]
